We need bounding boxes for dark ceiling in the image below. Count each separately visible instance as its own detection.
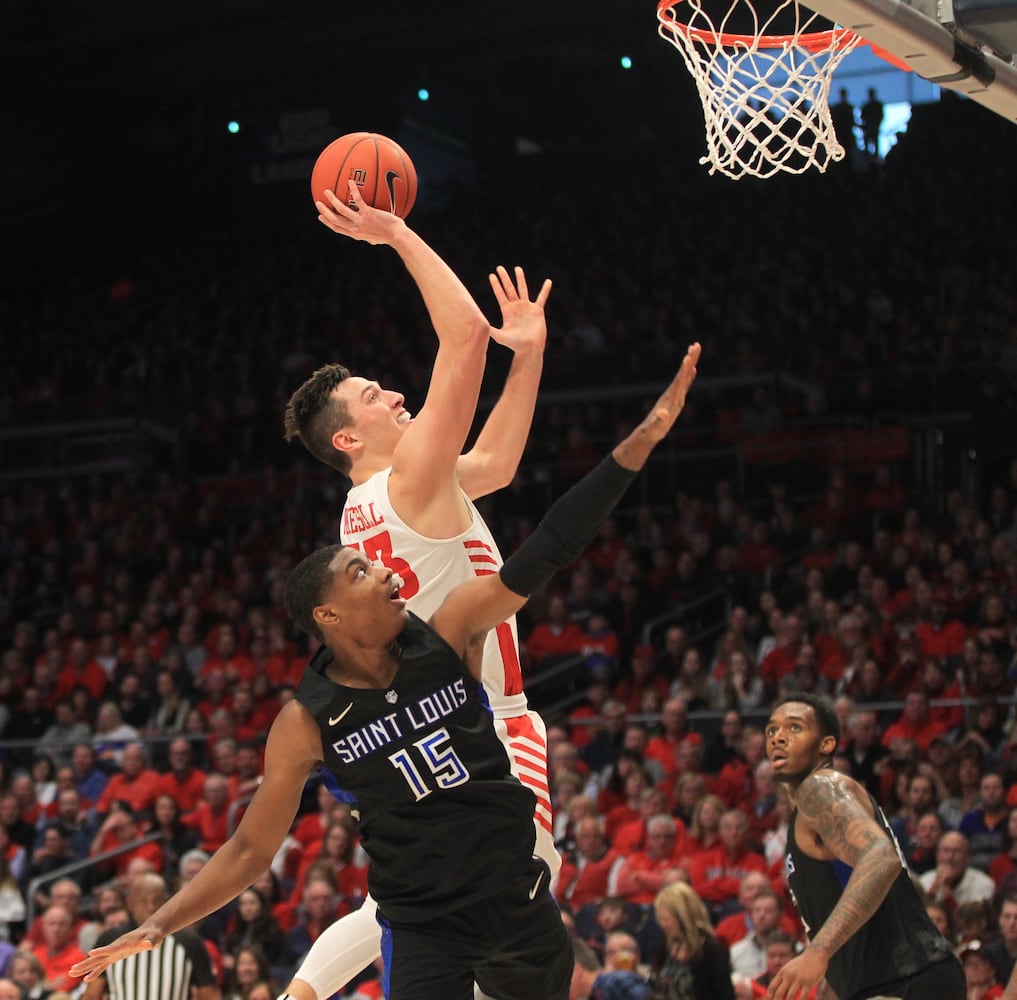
[3,0,684,229]
[5,0,648,101]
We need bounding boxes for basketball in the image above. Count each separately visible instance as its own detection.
[311,132,418,219]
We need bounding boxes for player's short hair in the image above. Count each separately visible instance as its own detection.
[284,544,345,640]
[283,363,355,475]
[772,691,841,745]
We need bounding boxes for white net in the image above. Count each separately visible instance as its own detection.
[657,0,862,179]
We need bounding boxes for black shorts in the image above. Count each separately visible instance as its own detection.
[377,857,572,1000]
[854,954,966,1000]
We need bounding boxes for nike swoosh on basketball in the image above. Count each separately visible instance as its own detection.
[384,170,400,212]
[528,870,544,900]
[329,704,354,726]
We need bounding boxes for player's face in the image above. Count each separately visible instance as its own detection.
[321,549,408,642]
[765,702,835,785]
[336,377,412,452]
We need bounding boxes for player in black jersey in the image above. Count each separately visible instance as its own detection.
[764,691,964,1000]
[69,344,701,1000]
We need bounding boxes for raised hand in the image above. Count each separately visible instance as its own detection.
[613,342,701,470]
[487,265,552,354]
[315,179,405,246]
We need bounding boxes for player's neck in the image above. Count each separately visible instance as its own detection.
[326,638,402,689]
[349,450,393,486]
[785,759,834,802]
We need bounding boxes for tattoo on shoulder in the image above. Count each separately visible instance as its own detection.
[796,773,882,862]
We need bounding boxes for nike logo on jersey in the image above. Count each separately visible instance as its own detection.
[528,870,544,900]
[329,704,354,726]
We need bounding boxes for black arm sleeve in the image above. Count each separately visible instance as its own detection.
[499,454,636,598]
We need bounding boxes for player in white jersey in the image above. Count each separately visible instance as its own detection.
[281,179,556,1000]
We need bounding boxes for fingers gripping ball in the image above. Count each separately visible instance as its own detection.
[311,132,418,218]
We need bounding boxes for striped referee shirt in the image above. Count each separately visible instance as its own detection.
[93,923,217,1000]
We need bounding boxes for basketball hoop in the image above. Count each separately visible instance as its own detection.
[657,0,863,179]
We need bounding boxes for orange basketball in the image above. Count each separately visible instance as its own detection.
[310,132,418,219]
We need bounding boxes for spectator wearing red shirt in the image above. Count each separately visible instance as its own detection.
[881,690,951,754]
[689,808,768,919]
[182,773,232,854]
[555,816,620,911]
[263,619,305,690]
[714,729,767,809]
[612,645,668,716]
[18,878,87,950]
[156,738,208,813]
[194,666,234,725]
[198,624,255,686]
[52,638,109,704]
[95,742,161,818]
[644,697,701,785]
[287,818,368,917]
[916,598,968,663]
[759,614,805,697]
[613,787,679,855]
[292,782,345,850]
[568,680,610,750]
[921,657,965,735]
[612,813,689,906]
[715,871,801,948]
[604,767,652,845]
[30,903,85,991]
[815,611,868,687]
[883,627,923,697]
[88,801,164,880]
[229,685,272,742]
[524,594,585,674]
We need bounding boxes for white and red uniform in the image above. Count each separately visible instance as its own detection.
[341,467,559,875]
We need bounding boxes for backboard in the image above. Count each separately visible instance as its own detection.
[802,0,1017,121]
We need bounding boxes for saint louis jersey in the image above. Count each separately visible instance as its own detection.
[296,613,537,923]
[784,791,953,999]
[341,467,558,869]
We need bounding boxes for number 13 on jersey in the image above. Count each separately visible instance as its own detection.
[348,530,420,599]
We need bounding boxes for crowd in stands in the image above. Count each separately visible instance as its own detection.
[1,95,1017,999]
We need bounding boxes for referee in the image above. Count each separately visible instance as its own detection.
[81,874,220,1000]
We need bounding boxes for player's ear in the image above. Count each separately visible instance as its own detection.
[313,604,342,629]
[820,733,838,757]
[332,427,360,455]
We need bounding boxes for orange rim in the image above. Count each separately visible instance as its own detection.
[657,0,861,51]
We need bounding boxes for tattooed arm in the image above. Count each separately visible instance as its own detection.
[765,772,902,1000]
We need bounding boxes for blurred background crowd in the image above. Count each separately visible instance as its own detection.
[2,77,1017,1000]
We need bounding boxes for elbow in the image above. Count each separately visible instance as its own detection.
[230,832,276,874]
[483,463,516,494]
[466,320,491,352]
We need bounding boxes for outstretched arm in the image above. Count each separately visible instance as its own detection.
[70,702,322,981]
[765,774,902,1000]
[318,183,490,535]
[457,266,552,500]
[432,343,701,670]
